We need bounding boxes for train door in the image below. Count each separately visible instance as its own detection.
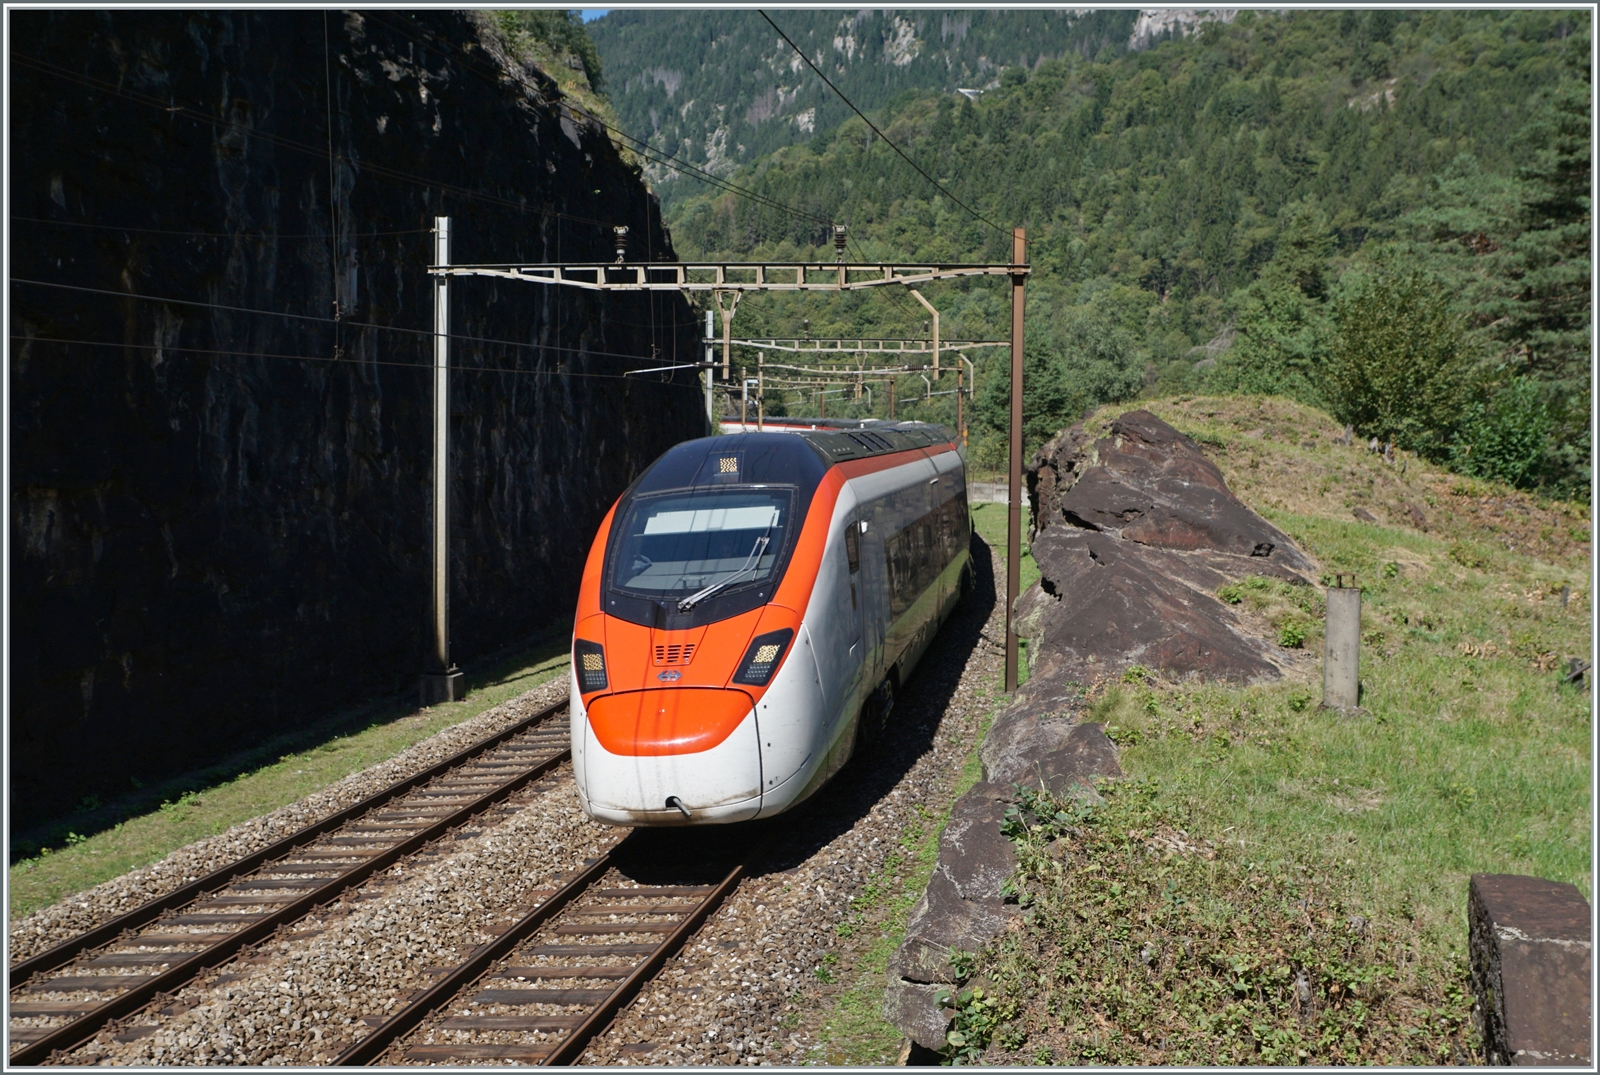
[844,507,866,676]
[856,502,887,687]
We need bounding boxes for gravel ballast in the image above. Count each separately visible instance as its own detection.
[63,764,615,1065]
[9,678,571,966]
[579,546,1005,1066]
[26,541,1007,1067]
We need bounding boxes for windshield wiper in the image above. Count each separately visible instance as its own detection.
[677,535,770,612]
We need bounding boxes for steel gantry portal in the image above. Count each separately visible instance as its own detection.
[428,233,1032,694]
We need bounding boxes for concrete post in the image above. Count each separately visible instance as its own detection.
[1322,575,1360,709]
[421,216,463,706]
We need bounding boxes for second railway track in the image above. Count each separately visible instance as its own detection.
[8,698,572,1066]
[335,828,760,1066]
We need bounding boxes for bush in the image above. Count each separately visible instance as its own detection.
[494,9,605,90]
[1450,375,1554,488]
[1323,256,1470,456]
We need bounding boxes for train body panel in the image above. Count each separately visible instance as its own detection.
[571,421,968,826]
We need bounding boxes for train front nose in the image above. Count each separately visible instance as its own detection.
[578,687,763,825]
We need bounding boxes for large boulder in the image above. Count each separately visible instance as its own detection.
[1019,410,1315,684]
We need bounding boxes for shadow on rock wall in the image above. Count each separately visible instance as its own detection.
[9,10,705,826]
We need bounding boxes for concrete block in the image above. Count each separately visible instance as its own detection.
[1469,873,1591,1066]
[419,670,464,706]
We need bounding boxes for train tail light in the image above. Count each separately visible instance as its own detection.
[731,629,794,687]
[574,639,609,693]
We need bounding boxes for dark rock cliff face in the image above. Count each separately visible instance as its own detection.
[9,10,705,825]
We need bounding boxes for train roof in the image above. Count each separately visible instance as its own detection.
[632,423,958,502]
[715,419,958,466]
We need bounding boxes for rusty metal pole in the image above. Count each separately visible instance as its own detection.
[421,217,462,706]
[1005,227,1026,693]
[889,377,896,420]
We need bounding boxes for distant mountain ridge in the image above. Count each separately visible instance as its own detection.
[586,9,1138,200]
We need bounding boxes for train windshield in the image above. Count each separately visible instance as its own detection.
[609,489,793,602]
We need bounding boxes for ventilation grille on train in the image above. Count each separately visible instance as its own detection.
[653,643,696,666]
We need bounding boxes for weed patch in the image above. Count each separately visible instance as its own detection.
[967,781,1481,1065]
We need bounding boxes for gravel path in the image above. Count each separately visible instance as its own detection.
[579,545,1004,1066]
[9,678,571,966]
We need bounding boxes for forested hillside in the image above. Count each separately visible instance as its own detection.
[587,9,1140,197]
[630,9,1589,496]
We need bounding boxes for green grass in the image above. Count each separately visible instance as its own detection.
[979,780,1483,1064]
[8,635,572,921]
[949,395,1590,1064]
[806,697,999,1065]
[1095,507,1591,907]
[969,501,1038,683]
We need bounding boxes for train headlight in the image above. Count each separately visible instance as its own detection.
[574,639,609,693]
[731,629,794,687]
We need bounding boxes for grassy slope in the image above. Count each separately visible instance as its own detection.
[963,395,1591,1063]
[9,637,572,921]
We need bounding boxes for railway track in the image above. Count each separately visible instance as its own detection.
[334,828,761,1066]
[8,698,571,1066]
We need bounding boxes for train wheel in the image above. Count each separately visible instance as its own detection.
[856,676,895,753]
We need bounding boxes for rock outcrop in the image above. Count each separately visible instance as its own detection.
[10,10,706,825]
[1018,410,1314,687]
[885,410,1313,1053]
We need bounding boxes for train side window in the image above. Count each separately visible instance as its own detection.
[845,517,860,574]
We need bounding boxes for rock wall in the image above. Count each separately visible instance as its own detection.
[9,10,705,825]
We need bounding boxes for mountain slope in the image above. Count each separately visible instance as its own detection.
[588,9,1139,200]
[649,9,1588,492]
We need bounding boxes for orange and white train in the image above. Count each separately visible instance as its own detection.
[570,420,971,825]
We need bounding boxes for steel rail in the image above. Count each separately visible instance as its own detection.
[339,839,759,1066]
[542,856,748,1066]
[8,695,566,990]
[8,706,571,1066]
[331,855,615,1065]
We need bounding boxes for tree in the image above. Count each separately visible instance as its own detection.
[975,335,1073,458]
[1323,256,1469,454]
[495,9,605,91]
[1450,376,1555,489]
[1055,301,1144,419]
[1214,202,1334,403]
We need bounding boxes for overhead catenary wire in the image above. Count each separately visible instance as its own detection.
[12,334,698,385]
[10,216,434,241]
[361,11,836,231]
[759,10,1023,246]
[10,278,691,368]
[15,17,956,392]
